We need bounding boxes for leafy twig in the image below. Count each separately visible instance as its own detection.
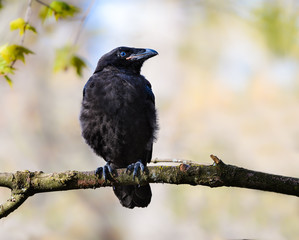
[1,0,34,84]
[20,0,33,45]
[35,0,57,13]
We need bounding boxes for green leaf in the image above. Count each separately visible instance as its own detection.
[0,44,34,64]
[0,56,14,87]
[54,45,72,72]
[10,18,36,36]
[39,6,49,22]
[0,65,15,75]
[54,45,86,77]
[70,55,86,77]
[0,56,14,75]
[10,18,26,35]
[253,4,298,56]
[49,1,80,21]
[4,75,13,87]
[26,24,37,34]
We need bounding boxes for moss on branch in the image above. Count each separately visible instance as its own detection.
[0,155,299,219]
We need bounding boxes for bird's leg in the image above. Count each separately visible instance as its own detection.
[126,160,145,179]
[95,160,113,181]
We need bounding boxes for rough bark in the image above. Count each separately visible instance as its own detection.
[0,155,298,219]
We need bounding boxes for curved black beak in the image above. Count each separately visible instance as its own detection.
[126,48,158,61]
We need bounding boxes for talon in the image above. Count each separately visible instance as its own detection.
[133,163,140,178]
[126,163,134,173]
[95,167,103,176]
[103,166,108,181]
[95,161,113,181]
[126,160,145,179]
[140,162,145,172]
[107,163,113,174]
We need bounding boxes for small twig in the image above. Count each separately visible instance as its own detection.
[20,0,33,45]
[73,0,95,46]
[9,0,33,71]
[35,0,57,13]
[151,158,197,165]
[210,154,221,164]
[0,194,28,218]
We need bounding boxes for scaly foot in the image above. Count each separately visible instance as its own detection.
[95,161,113,181]
[126,160,145,179]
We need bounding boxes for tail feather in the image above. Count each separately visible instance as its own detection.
[113,184,152,209]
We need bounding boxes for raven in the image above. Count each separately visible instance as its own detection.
[80,47,158,208]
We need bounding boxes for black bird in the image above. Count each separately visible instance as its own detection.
[80,46,158,208]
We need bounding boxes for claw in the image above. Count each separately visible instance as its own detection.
[95,161,113,181]
[126,160,145,179]
[126,163,134,173]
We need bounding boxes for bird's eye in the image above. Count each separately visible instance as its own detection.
[120,51,126,57]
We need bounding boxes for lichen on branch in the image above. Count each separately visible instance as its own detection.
[0,155,299,219]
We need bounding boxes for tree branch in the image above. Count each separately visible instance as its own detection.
[0,155,299,219]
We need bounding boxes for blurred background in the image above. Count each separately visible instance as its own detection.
[1,0,299,239]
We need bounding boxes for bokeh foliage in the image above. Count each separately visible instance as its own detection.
[0,0,86,85]
[253,2,299,56]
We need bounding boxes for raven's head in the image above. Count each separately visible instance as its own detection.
[94,46,158,74]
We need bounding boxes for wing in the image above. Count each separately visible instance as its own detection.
[143,79,156,164]
[144,79,155,104]
[145,142,153,163]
